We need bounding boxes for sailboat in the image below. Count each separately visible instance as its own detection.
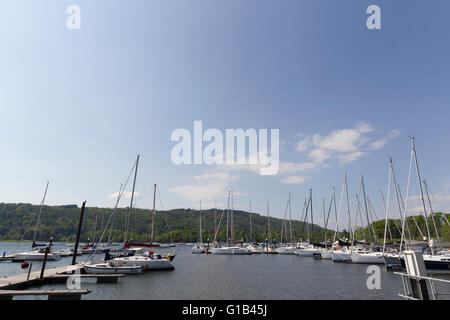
[109,155,175,270]
[394,138,450,270]
[297,189,321,257]
[351,176,385,264]
[332,174,354,262]
[84,262,143,274]
[12,182,61,262]
[245,201,265,254]
[211,189,252,255]
[320,191,336,260]
[277,193,297,254]
[124,183,161,249]
[192,201,207,254]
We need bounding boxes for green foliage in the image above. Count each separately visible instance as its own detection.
[353,212,450,242]
[0,203,325,243]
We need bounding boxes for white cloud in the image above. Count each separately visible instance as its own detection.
[194,172,238,181]
[170,169,237,204]
[280,175,311,184]
[308,148,331,163]
[337,151,365,164]
[108,191,142,200]
[170,181,229,203]
[278,161,323,174]
[295,122,400,167]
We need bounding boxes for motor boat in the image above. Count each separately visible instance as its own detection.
[12,248,61,262]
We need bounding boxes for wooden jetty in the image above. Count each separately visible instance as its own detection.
[0,265,81,290]
[0,264,123,287]
[0,264,124,299]
[0,289,91,300]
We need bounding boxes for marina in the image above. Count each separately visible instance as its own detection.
[1,0,449,307]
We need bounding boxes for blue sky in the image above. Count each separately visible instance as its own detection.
[0,1,449,230]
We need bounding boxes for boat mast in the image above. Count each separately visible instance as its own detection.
[249,200,252,243]
[400,145,414,254]
[124,154,139,243]
[214,200,217,241]
[199,200,202,244]
[151,183,157,243]
[32,181,49,247]
[226,190,230,245]
[289,192,293,244]
[332,187,339,244]
[361,176,372,244]
[391,157,416,241]
[310,189,314,243]
[231,188,234,242]
[383,157,393,253]
[410,137,432,241]
[322,198,326,245]
[344,173,353,245]
[267,200,270,243]
[423,180,440,242]
[108,183,123,244]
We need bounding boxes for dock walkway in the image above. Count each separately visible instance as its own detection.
[0,264,81,289]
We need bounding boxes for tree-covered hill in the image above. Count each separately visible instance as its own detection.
[352,212,450,242]
[0,202,326,243]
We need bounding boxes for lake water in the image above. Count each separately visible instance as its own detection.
[0,242,440,300]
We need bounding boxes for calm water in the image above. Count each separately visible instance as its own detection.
[0,242,429,300]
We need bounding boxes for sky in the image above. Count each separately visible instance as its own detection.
[0,1,449,231]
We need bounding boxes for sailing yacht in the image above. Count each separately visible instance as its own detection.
[110,156,176,270]
[296,243,321,257]
[211,190,252,255]
[12,182,61,262]
[277,193,297,255]
[192,201,207,254]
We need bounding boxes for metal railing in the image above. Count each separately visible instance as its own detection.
[394,272,450,300]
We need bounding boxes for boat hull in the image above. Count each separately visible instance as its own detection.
[277,247,297,254]
[12,252,61,262]
[111,256,175,270]
[296,249,319,257]
[351,252,385,264]
[383,254,402,269]
[211,247,252,255]
[84,264,142,274]
[332,251,352,262]
[320,250,333,259]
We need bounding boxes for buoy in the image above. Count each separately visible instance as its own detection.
[21,261,29,269]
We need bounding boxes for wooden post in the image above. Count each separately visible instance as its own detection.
[72,201,86,265]
[40,237,53,279]
[27,262,33,280]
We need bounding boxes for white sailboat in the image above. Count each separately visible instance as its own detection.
[192,201,207,254]
[110,156,175,270]
[296,190,320,257]
[211,189,252,255]
[277,193,297,255]
[84,262,143,274]
[12,182,61,262]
